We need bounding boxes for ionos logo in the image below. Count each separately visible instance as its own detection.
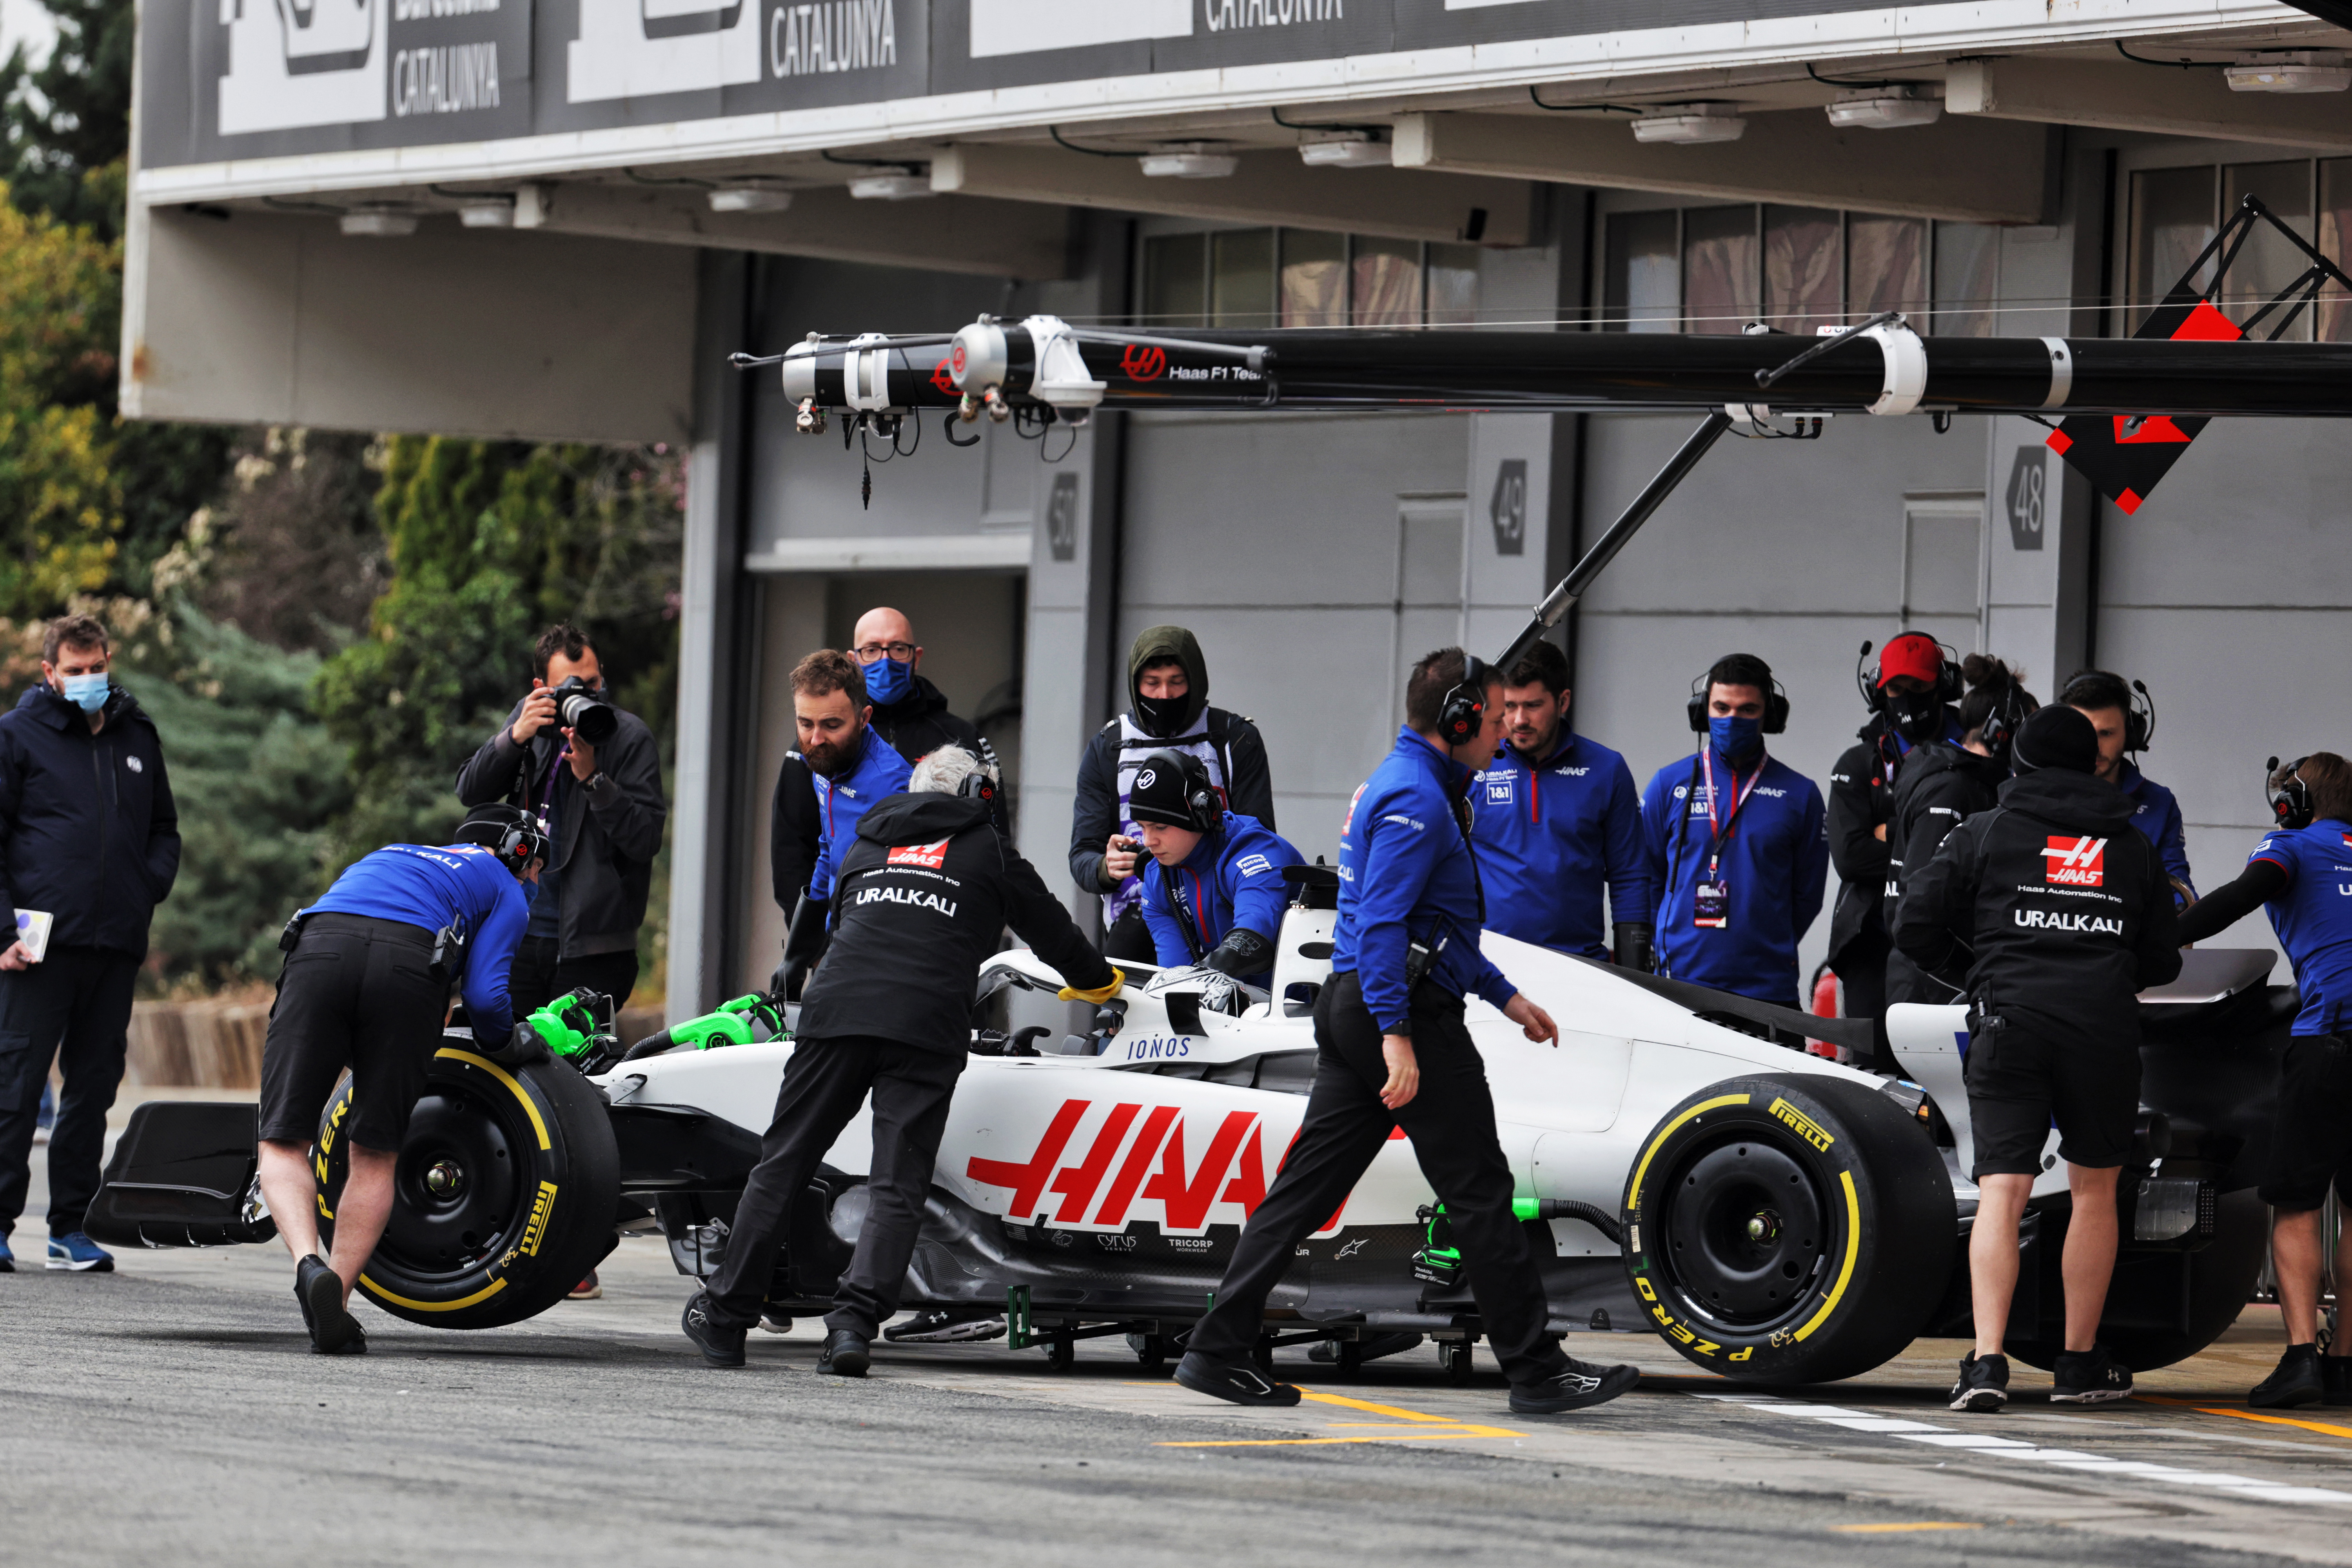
[2042,835,2107,887]
[518,1180,560,1257]
[1767,1097,1835,1152]
[887,837,951,869]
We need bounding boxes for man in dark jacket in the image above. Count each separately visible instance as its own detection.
[1071,625,1274,964]
[0,614,180,1273]
[456,623,668,1016]
[682,745,1119,1376]
[1893,705,2181,1415]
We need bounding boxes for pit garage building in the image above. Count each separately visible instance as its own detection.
[123,0,2352,1019]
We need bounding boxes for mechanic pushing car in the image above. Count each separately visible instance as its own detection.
[772,650,915,996]
[1893,705,2181,1414]
[2063,670,2196,908]
[255,804,543,1355]
[1826,633,1967,1065]
[1129,747,1304,1002]
[1071,626,1276,965]
[1639,653,1830,1017]
[1469,639,1651,969]
[2175,753,2352,1410]
[1172,649,1642,1415]
[1882,656,2038,1008]
[681,746,1123,1376]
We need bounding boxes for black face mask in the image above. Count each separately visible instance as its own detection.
[1134,691,1192,739]
[1886,692,1944,746]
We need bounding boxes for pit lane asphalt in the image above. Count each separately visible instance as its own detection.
[9,1126,2351,1568]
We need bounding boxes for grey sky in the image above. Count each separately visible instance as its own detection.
[1,0,56,68]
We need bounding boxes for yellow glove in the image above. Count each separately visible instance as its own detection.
[1057,967,1125,1005]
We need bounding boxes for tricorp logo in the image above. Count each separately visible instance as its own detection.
[887,837,951,869]
[1120,345,1167,382]
[2042,836,2107,887]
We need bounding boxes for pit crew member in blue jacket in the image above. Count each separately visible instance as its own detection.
[255,804,543,1355]
[2063,669,2194,907]
[1639,653,1829,1011]
[795,650,914,967]
[1470,639,1650,967]
[1175,648,1640,1417]
[1129,748,1303,1004]
[2176,753,2352,1410]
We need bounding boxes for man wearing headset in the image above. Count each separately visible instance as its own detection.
[1174,649,1642,1416]
[2063,670,2195,907]
[1638,653,1830,1012]
[2176,753,2352,1410]
[682,747,1122,1377]
[255,803,545,1355]
[1129,749,1304,1006]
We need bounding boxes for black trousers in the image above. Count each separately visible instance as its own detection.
[508,936,641,1019]
[1188,971,1570,1385]
[704,1034,964,1338]
[0,945,139,1237]
[1835,925,1893,1071]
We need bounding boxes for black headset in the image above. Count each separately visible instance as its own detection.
[958,768,998,810]
[2267,755,2315,831]
[2061,670,2157,753]
[458,809,548,879]
[1854,635,1964,714]
[1976,678,2033,758]
[1687,664,1790,735]
[1436,655,1492,749]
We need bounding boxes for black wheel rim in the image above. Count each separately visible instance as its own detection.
[370,1077,533,1285]
[1655,1132,1830,1336]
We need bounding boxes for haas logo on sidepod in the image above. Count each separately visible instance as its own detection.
[2042,836,2107,887]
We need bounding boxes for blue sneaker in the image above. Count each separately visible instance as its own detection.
[47,1232,114,1272]
[0,1235,14,1272]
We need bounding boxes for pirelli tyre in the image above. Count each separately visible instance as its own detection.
[1622,1074,1956,1385]
[2005,1188,2270,1374]
[316,1040,619,1330]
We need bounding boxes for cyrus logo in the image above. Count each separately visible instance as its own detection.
[2042,835,2107,887]
[887,837,951,869]
[1767,1097,1835,1152]
[518,1180,559,1257]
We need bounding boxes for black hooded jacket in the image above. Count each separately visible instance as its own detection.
[1881,740,2009,931]
[799,791,1114,1053]
[0,683,180,958]
[1824,706,1958,973]
[1893,768,2181,1047]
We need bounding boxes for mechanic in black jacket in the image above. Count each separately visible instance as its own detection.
[1882,656,2037,1008]
[1826,633,1964,1067]
[683,745,1122,1376]
[0,614,179,1275]
[1893,705,2181,1415]
[1071,625,1274,964]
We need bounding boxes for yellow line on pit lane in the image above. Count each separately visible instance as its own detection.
[1156,1388,1526,1447]
[2134,1396,2352,1444]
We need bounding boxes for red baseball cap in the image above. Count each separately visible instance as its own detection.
[1877,632,1945,689]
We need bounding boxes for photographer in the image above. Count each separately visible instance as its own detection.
[456,624,667,1015]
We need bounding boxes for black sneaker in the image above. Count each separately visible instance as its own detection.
[1173,1350,1302,1406]
[1510,1357,1641,1414]
[1949,1351,2009,1412]
[884,1307,1008,1344]
[2320,1354,2352,1407]
[818,1328,870,1377]
[297,1255,367,1355]
[681,1292,746,1368]
[2051,1345,2133,1404]
[2251,1344,2323,1409]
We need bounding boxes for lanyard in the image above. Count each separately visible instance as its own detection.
[535,742,570,828]
[1699,747,1764,881]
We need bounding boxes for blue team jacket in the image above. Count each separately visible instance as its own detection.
[2118,762,2195,903]
[1639,746,1829,1006]
[810,729,915,902]
[1333,728,1517,1034]
[1138,812,1303,987]
[2249,818,2352,1036]
[1471,731,1650,960]
[303,842,530,1045]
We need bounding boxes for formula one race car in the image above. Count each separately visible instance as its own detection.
[90,867,2282,1386]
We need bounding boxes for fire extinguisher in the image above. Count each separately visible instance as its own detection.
[1805,964,1842,1060]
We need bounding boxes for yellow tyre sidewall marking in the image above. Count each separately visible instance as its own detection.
[1626,1093,1751,1214]
[360,1274,509,1312]
[1792,1169,1862,1343]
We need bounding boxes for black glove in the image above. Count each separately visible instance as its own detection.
[779,894,831,1002]
[488,1020,550,1067]
[1200,927,1274,980]
[1613,922,1654,975]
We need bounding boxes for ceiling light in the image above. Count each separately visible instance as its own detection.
[2226,50,2350,93]
[1630,105,1748,145]
[1825,84,1944,129]
[708,186,794,213]
[456,198,516,228]
[1139,143,1239,178]
[339,209,418,237]
[848,170,933,200]
[1297,130,1392,168]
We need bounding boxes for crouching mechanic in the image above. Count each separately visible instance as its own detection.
[255,805,542,1354]
[1174,649,1641,1416]
[681,746,1122,1375]
[2175,754,2352,1410]
[1129,748,1303,1009]
[1893,707,2180,1413]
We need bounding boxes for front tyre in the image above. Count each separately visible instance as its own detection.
[1623,1074,1956,1385]
[318,1039,619,1330]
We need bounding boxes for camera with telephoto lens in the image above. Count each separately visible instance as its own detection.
[548,675,617,745]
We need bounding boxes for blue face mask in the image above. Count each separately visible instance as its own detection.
[1709,714,1763,763]
[60,673,108,714]
[863,655,913,705]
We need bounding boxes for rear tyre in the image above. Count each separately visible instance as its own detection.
[318,1038,619,1330]
[2007,1189,2269,1372]
[1623,1074,1956,1386]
